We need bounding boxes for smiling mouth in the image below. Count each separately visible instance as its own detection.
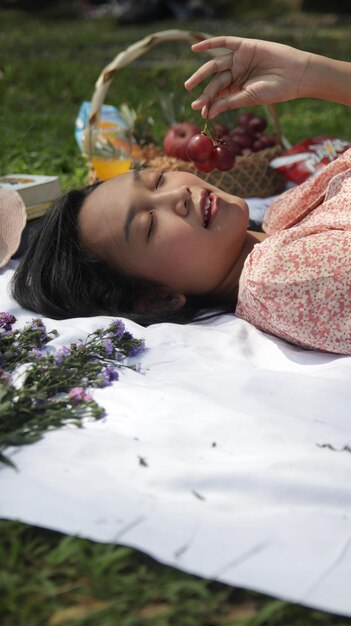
[203,194,212,228]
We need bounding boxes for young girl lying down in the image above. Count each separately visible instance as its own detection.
[12,37,351,355]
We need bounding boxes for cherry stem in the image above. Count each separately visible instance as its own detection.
[205,123,216,143]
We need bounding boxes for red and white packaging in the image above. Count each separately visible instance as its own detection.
[270,136,351,185]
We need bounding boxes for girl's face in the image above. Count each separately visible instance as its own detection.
[79,170,249,298]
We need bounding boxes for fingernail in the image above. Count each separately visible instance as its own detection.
[191,100,203,110]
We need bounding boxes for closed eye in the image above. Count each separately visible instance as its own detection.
[155,172,165,189]
[147,211,155,240]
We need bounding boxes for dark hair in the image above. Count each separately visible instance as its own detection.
[12,184,234,325]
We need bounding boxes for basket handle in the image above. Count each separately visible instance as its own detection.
[86,28,282,144]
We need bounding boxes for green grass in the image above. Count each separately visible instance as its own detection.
[2,520,351,626]
[1,6,351,625]
[1,8,350,191]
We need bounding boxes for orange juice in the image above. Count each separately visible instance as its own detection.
[91,156,131,180]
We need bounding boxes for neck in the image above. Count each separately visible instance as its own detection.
[212,230,269,301]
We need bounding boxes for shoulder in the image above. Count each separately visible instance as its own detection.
[236,227,351,354]
[263,148,351,235]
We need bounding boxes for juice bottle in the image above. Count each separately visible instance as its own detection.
[91,156,131,180]
[90,124,132,180]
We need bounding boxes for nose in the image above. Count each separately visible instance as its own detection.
[157,185,191,217]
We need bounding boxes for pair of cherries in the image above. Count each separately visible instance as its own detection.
[187,128,235,173]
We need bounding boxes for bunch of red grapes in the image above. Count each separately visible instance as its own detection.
[187,131,234,173]
[187,112,276,174]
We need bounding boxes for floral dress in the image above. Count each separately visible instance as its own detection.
[235,148,351,354]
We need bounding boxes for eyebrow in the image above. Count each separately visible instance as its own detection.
[124,169,142,242]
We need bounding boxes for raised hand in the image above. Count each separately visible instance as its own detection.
[184,36,311,119]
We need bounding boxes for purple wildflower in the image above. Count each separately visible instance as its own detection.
[0,312,16,332]
[54,345,71,365]
[108,319,125,337]
[97,366,119,387]
[25,318,49,344]
[128,340,145,357]
[28,348,43,359]
[68,387,93,404]
[105,366,119,381]
[88,356,99,363]
[0,312,16,325]
[102,338,114,357]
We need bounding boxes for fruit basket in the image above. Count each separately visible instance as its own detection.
[84,29,286,198]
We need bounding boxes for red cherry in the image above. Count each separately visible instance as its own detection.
[187,133,214,163]
[213,145,235,171]
[195,157,216,173]
[247,116,267,134]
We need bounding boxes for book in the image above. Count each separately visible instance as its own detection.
[0,174,62,220]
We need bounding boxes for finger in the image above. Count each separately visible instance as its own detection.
[191,36,244,53]
[201,69,233,101]
[199,89,239,120]
[184,55,231,90]
[191,70,233,110]
[191,94,209,111]
[201,103,210,119]
[206,90,258,118]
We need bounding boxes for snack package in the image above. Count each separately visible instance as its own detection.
[74,101,129,154]
[270,136,351,184]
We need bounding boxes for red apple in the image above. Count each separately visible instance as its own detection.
[163,122,200,161]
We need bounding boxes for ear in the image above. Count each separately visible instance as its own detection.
[134,292,186,314]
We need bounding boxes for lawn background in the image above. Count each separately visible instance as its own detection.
[1,2,351,625]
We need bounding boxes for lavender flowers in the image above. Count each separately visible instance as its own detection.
[0,313,145,468]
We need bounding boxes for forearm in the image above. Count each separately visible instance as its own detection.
[300,53,351,105]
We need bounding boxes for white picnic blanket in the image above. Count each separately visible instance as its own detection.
[1,246,351,618]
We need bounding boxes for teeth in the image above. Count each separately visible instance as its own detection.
[203,195,211,228]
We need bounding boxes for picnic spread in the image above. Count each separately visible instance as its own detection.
[1,28,351,620]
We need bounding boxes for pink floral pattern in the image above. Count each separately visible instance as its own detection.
[236,148,351,353]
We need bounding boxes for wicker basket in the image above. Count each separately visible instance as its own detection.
[85,29,286,198]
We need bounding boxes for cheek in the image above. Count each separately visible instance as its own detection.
[151,231,222,291]
[153,232,200,276]
[146,227,204,283]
